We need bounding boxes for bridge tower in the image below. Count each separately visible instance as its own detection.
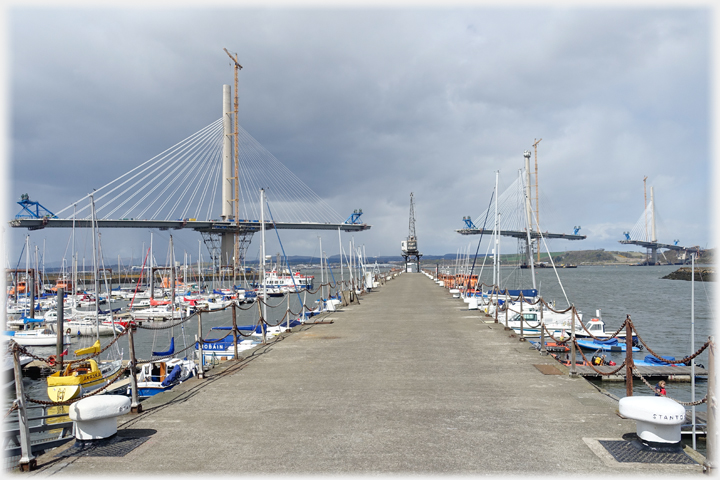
[401,192,422,272]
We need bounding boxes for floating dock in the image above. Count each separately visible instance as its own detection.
[26,273,705,475]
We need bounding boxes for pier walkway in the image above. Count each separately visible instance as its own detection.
[30,273,703,475]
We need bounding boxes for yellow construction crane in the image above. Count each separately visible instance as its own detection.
[224,48,243,278]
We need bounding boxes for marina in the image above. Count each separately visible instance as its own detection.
[4,13,714,475]
[8,272,708,475]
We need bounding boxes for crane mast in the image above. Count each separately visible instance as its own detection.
[401,192,422,272]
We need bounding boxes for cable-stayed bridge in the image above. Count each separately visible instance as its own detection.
[10,84,370,266]
[618,185,702,264]
[456,151,585,274]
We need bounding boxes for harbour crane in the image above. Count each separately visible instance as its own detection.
[401,193,422,272]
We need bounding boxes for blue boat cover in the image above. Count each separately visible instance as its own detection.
[160,364,182,387]
[596,338,619,345]
[152,337,174,357]
[20,317,44,324]
[644,355,675,365]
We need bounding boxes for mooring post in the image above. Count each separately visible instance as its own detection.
[519,293,525,341]
[13,345,36,471]
[704,336,715,474]
[197,311,204,378]
[625,315,634,396]
[570,305,577,377]
[127,324,141,413]
[286,293,291,331]
[57,287,65,372]
[232,303,238,360]
[540,299,547,355]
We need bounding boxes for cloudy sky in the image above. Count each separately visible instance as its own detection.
[2,4,716,267]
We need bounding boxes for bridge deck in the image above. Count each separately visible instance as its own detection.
[30,274,702,475]
[9,218,370,232]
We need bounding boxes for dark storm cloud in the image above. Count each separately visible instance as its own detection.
[5,6,712,264]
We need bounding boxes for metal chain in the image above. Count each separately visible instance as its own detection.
[630,320,711,365]
[25,365,129,406]
[573,339,628,376]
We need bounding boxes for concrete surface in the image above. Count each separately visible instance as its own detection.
[28,273,703,475]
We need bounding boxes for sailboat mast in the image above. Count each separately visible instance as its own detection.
[90,194,100,342]
[338,227,343,287]
[260,188,267,342]
[493,171,499,289]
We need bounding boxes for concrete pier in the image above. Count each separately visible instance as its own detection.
[31,273,703,474]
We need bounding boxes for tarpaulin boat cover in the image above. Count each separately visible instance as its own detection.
[644,355,675,365]
[160,364,182,387]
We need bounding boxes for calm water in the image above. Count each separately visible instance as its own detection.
[8,264,716,452]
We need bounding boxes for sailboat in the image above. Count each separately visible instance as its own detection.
[46,340,124,401]
[46,193,124,401]
[134,236,196,397]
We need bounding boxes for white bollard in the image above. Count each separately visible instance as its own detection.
[618,396,685,446]
[69,395,131,441]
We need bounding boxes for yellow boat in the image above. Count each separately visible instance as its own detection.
[46,340,124,402]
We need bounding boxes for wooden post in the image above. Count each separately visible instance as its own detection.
[625,315,634,396]
[13,346,36,471]
[128,324,141,413]
[286,293,291,331]
[197,312,204,378]
[519,294,525,341]
[704,336,716,474]
[540,299,547,355]
[570,305,577,377]
[57,287,64,372]
[232,303,238,360]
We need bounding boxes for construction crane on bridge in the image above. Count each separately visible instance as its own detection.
[619,178,703,265]
[401,193,422,273]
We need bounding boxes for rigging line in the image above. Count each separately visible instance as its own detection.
[527,200,571,307]
[105,122,223,219]
[60,119,222,219]
[466,189,496,290]
[264,195,305,308]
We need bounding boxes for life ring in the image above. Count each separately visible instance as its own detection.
[47,355,56,367]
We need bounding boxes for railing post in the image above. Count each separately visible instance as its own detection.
[519,294,525,341]
[625,315,634,396]
[540,299,547,355]
[127,324,141,413]
[504,294,509,329]
[197,311,204,378]
[570,305,577,377]
[232,303,238,360]
[286,293,291,331]
[12,345,36,471]
[704,336,715,474]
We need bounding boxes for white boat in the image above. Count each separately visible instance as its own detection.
[575,316,628,340]
[4,328,72,347]
[130,305,176,321]
[132,357,197,398]
[197,338,259,366]
[65,319,124,336]
[505,305,583,337]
